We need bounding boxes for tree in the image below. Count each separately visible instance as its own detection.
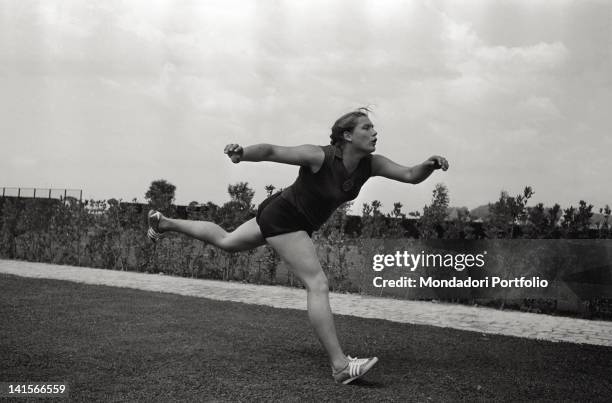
[486,186,533,238]
[516,186,534,225]
[526,203,544,237]
[386,202,406,238]
[145,179,176,213]
[599,205,611,238]
[420,183,449,238]
[576,200,594,237]
[227,182,255,207]
[219,182,256,231]
[547,203,562,237]
[562,205,577,236]
[445,207,474,239]
[265,185,276,197]
[560,200,593,238]
[361,200,386,238]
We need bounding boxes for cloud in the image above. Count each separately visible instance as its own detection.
[2,0,611,211]
[442,15,569,75]
[517,96,562,121]
[9,156,39,168]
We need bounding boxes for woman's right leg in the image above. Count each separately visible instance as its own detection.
[158,216,265,252]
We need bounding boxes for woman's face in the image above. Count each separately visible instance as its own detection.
[347,116,377,153]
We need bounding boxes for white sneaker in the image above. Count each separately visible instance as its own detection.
[332,356,378,384]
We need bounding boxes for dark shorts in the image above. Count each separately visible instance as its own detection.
[256,192,314,238]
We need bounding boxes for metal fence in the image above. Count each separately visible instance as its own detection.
[1,187,82,202]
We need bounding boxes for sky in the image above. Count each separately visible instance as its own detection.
[1,0,611,215]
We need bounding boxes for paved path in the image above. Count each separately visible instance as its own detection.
[2,259,611,347]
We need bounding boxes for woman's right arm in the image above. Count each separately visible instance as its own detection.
[224,143,325,172]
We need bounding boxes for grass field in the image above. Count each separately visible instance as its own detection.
[1,274,611,402]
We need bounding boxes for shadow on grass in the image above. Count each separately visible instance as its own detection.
[349,379,385,389]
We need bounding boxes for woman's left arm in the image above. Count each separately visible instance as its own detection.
[371,154,449,184]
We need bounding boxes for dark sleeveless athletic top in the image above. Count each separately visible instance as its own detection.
[280,145,372,230]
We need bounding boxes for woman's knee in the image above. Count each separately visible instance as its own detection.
[217,232,256,253]
[305,272,329,294]
[216,219,264,252]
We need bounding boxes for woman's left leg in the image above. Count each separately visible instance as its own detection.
[265,231,349,371]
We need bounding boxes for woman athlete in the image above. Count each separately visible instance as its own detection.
[146,109,449,384]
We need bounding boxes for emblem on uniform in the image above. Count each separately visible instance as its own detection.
[342,179,354,192]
